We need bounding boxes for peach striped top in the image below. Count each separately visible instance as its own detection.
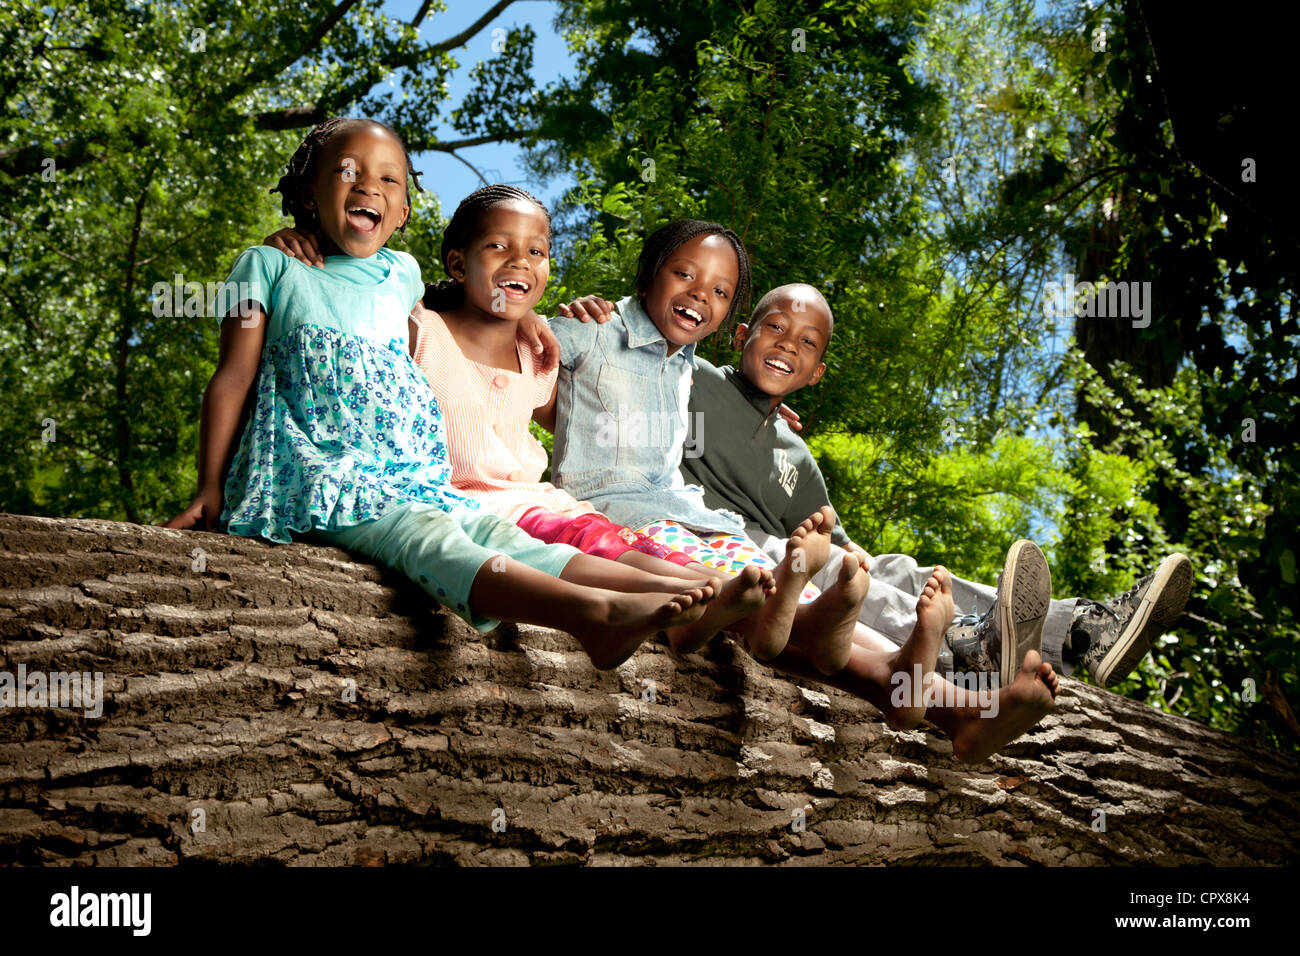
[410,304,595,523]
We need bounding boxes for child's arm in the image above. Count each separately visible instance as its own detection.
[533,381,558,433]
[165,308,267,529]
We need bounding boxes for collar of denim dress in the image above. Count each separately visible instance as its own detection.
[617,295,700,368]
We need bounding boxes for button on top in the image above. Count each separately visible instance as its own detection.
[492,374,509,389]
[493,423,505,436]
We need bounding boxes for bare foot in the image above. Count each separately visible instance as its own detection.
[572,587,711,670]
[623,572,719,595]
[735,508,833,660]
[666,565,767,654]
[886,567,954,729]
[790,551,870,675]
[948,649,1058,763]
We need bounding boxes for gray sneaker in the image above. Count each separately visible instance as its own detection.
[945,610,997,674]
[1076,553,1193,687]
[943,540,1052,687]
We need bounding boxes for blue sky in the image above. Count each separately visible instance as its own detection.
[387,0,579,215]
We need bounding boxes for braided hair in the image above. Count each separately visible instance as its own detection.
[270,117,423,232]
[423,184,551,311]
[634,219,752,329]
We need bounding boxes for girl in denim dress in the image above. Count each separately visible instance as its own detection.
[548,221,865,672]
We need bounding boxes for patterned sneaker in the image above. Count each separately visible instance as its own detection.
[942,540,1052,687]
[945,610,997,674]
[1076,553,1193,687]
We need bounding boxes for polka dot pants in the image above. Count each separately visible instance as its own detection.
[636,521,821,603]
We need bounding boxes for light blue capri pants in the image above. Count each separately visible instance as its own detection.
[309,501,581,632]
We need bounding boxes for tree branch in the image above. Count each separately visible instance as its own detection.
[265,0,533,136]
[216,0,362,106]
[3,0,535,181]
[405,130,536,153]
[7,512,1296,867]
[112,164,157,525]
[443,150,490,186]
[251,102,537,152]
[0,139,100,181]
[426,0,519,55]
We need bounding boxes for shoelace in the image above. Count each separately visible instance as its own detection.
[948,607,995,656]
[1083,574,1153,628]
[1109,574,1152,608]
[1082,600,1120,624]
[1077,582,1150,662]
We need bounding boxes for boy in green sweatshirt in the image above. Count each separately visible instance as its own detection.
[675,283,1192,688]
[560,282,1191,688]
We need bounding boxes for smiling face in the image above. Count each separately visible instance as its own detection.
[639,233,739,354]
[444,199,550,321]
[304,124,410,258]
[734,286,831,406]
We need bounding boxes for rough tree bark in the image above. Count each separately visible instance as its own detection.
[1,513,1296,866]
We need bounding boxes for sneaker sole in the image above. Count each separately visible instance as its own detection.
[996,540,1051,688]
[1092,553,1193,687]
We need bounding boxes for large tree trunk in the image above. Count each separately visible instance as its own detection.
[0,513,1296,866]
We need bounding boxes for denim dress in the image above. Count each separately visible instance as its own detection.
[549,295,746,534]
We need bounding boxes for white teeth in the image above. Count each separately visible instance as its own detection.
[347,206,380,221]
[498,279,530,291]
[675,306,703,323]
[766,358,793,373]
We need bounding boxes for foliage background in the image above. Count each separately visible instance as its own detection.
[2,0,1295,748]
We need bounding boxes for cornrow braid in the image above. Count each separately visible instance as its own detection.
[270,117,423,232]
[634,219,752,330]
[423,184,552,312]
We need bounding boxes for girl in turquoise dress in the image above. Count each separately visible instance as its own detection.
[167,118,712,669]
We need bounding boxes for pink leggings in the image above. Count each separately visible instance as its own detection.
[516,508,696,566]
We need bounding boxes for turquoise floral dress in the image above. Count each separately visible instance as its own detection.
[219,246,475,544]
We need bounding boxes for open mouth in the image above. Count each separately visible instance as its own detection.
[346,205,381,233]
[496,278,532,298]
[763,356,794,376]
[672,304,705,328]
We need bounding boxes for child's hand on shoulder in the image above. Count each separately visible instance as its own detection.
[777,402,802,432]
[557,295,616,324]
[264,227,325,268]
[519,310,562,373]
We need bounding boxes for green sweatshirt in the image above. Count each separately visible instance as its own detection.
[680,359,850,547]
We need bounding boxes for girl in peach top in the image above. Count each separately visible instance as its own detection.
[410,186,772,646]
